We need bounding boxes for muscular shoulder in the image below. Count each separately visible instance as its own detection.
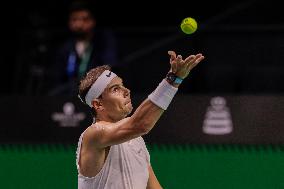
[83,124,105,146]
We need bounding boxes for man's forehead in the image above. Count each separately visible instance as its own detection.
[107,76,123,88]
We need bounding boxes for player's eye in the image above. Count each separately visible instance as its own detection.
[113,87,119,92]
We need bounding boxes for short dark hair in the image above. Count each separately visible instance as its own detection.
[68,0,96,18]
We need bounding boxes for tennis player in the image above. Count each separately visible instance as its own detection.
[76,50,205,189]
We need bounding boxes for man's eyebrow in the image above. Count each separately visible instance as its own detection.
[107,78,123,90]
[108,84,120,90]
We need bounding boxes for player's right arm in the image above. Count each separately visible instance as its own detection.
[87,51,204,148]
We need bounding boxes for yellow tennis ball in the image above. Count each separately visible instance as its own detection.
[180,17,198,34]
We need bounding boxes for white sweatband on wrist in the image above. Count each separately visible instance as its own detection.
[148,79,178,110]
[85,70,117,107]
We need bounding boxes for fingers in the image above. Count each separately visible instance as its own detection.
[191,54,203,65]
[196,55,205,63]
[194,53,204,61]
[193,54,205,64]
[173,55,184,73]
[168,51,176,64]
[184,55,196,63]
[169,51,180,73]
[177,55,183,63]
[171,60,177,73]
[169,51,205,74]
[187,54,205,70]
[168,50,176,58]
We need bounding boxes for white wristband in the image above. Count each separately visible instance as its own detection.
[148,79,178,110]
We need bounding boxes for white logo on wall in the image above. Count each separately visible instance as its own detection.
[202,96,233,135]
[51,102,86,127]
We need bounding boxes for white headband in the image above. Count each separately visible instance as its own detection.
[85,70,117,107]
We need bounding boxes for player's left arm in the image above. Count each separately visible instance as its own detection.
[147,165,163,189]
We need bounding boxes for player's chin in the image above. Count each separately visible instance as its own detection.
[127,103,133,113]
[124,103,133,115]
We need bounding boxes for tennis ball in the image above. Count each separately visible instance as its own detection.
[180,17,198,34]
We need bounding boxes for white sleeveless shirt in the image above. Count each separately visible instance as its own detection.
[76,127,150,189]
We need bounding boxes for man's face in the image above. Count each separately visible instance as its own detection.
[100,77,133,121]
[68,10,95,38]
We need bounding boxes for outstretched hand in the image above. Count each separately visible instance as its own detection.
[168,50,205,79]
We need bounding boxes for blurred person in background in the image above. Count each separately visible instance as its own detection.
[49,0,119,96]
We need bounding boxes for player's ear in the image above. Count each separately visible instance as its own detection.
[92,99,104,111]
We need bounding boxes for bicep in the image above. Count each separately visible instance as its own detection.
[91,117,147,148]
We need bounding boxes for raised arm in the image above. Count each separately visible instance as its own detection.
[88,51,205,148]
